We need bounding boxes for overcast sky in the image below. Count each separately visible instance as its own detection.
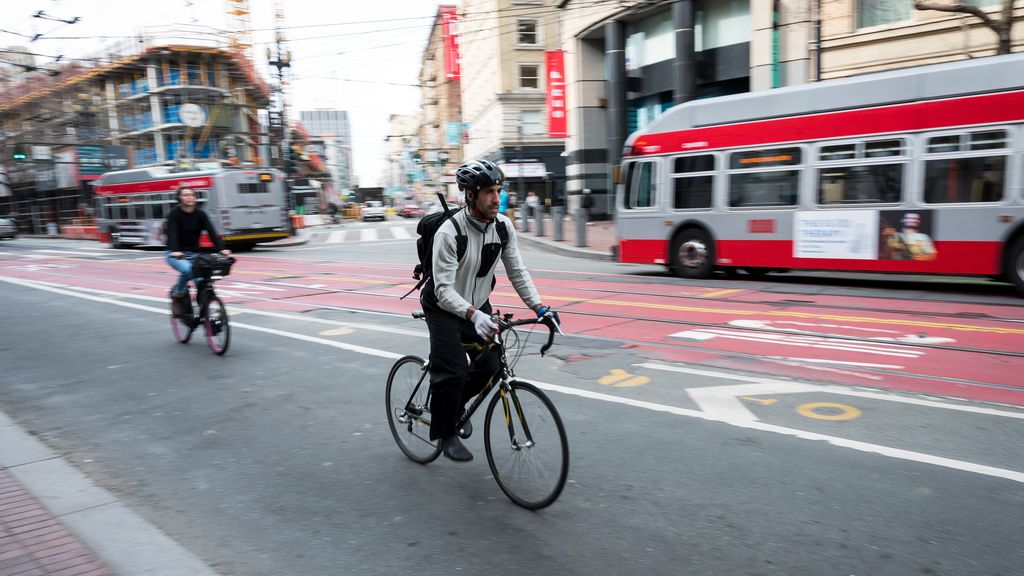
[2,0,445,186]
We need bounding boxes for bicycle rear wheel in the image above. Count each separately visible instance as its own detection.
[386,355,441,464]
[203,295,230,355]
[170,299,193,344]
[484,380,569,510]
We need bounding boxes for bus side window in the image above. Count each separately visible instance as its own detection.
[924,156,1006,204]
[634,162,655,208]
[622,163,636,208]
[923,130,1008,204]
[673,154,714,209]
[623,162,656,209]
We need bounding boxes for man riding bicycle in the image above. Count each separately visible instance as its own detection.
[165,186,231,317]
[422,159,560,462]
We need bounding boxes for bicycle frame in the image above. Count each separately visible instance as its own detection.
[400,318,537,447]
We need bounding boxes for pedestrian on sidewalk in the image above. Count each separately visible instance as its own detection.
[582,188,594,225]
[525,190,539,218]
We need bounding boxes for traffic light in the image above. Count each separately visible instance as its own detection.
[11,144,29,161]
[413,152,422,164]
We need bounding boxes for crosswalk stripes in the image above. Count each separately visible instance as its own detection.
[315,226,416,245]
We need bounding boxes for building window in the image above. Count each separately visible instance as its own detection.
[519,64,540,89]
[520,111,542,135]
[856,0,912,28]
[517,19,539,46]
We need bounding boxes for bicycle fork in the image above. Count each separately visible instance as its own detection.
[499,383,534,450]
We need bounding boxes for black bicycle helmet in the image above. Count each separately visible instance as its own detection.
[455,159,504,192]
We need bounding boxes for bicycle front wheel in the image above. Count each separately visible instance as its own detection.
[386,355,441,464]
[484,380,569,510]
[203,295,230,355]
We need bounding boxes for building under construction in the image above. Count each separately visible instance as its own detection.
[0,33,271,232]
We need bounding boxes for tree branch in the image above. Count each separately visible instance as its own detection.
[914,1,997,29]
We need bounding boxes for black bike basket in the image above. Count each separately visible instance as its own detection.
[192,254,234,279]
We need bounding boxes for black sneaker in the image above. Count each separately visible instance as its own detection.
[441,436,473,462]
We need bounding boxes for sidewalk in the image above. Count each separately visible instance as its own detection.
[513,215,616,261]
[0,410,219,576]
[0,469,112,576]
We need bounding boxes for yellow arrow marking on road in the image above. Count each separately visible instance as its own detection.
[598,369,650,388]
[740,396,778,406]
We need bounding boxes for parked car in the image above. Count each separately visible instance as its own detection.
[398,201,424,218]
[0,217,16,240]
[362,200,386,222]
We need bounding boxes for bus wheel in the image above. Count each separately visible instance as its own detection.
[670,229,714,279]
[1009,237,1024,296]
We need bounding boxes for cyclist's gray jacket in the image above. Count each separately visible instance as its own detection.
[431,210,541,318]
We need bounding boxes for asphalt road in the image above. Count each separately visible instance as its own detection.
[0,230,1022,576]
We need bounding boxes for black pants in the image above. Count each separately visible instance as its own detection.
[422,297,500,440]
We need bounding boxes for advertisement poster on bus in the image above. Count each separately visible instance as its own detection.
[878,210,937,261]
[794,210,878,259]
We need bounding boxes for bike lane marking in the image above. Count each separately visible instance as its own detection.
[2,275,1021,485]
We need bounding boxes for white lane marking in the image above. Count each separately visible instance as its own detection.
[0,277,429,338]
[670,328,921,358]
[362,228,378,242]
[33,249,113,257]
[3,275,1022,484]
[390,227,412,240]
[326,230,346,243]
[526,381,1024,484]
[783,357,904,369]
[0,276,402,360]
[637,362,1024,420]
[687,382,822,421]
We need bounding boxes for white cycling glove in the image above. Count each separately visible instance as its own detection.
[471,309,498,340]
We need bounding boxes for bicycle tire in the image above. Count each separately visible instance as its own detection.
[203,295,230,355]
[386,355,441,464]
[170,299,193,344]
[484,380,569,510]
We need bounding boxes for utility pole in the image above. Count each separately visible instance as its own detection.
[266,1,291,208]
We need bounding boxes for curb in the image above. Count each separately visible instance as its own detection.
[0,409,220,576]
[516,232,613,261]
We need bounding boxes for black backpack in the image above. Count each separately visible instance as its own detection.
[402,193,508,299]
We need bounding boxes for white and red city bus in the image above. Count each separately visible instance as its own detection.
[616,52,1024,294]
[93,165,290,249]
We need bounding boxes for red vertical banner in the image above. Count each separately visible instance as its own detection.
[441,7,461,80]
[546,50,567,138]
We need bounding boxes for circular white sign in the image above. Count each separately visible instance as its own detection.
[179,103,206,128]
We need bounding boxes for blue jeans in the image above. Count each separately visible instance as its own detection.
[165,251,201,294]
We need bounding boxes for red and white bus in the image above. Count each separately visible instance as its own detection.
[617,52,1024,294]
[93,165,290,249]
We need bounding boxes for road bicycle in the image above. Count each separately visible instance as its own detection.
[169,254,235,355]
[386,310,568,509]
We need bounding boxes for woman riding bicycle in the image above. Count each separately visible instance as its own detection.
[165,186,231,317]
